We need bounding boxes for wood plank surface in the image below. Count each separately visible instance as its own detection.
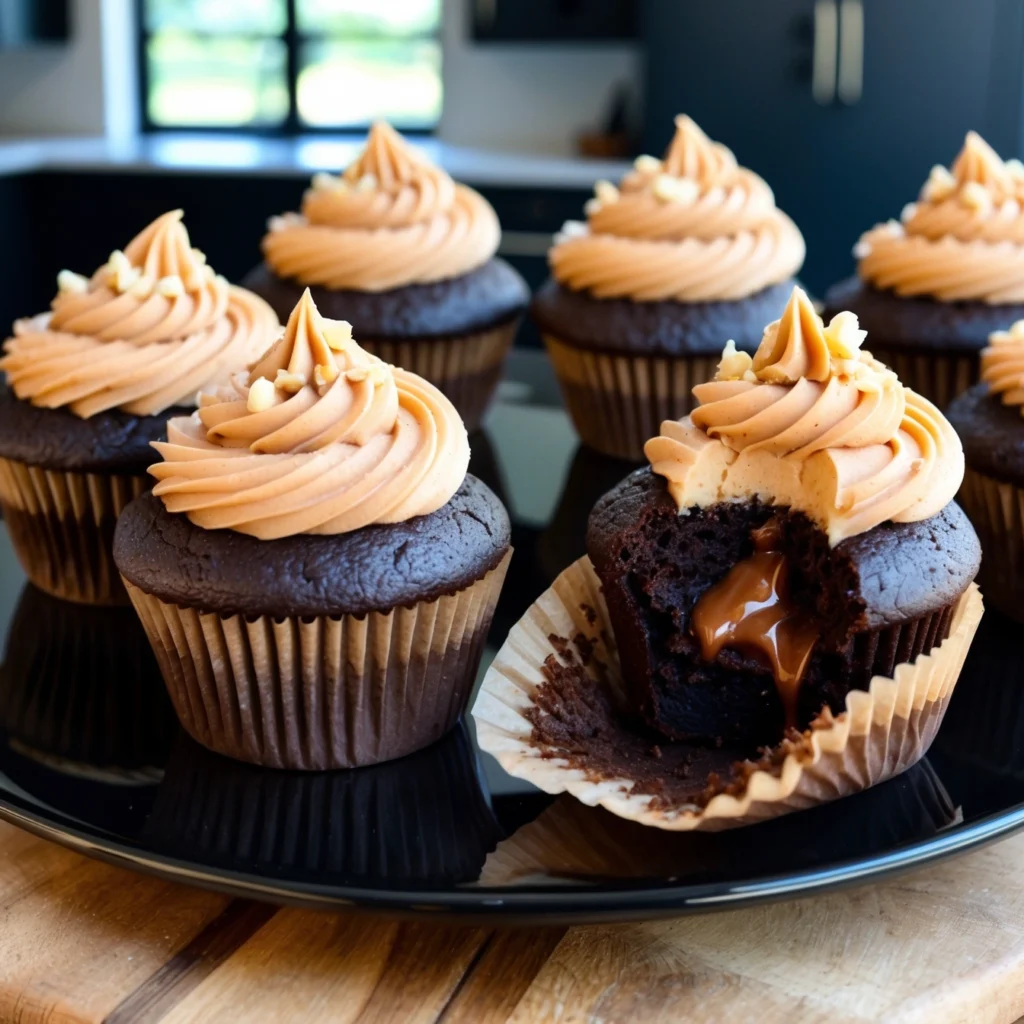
[3,817,1024,1023]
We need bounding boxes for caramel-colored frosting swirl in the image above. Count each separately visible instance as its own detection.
[858,132,1024,303]
[981,319,1024,410]
[549,115,805,302]
[262,122,500,292]
[0,210,280,417]
[644,286,964,544]
[149,289,470,539]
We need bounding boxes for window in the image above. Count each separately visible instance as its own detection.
[139,0,442,132]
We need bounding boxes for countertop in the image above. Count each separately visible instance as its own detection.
[0,132,630,188]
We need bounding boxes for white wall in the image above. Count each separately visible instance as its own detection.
[439,0,641,155]
[0,0,135,137]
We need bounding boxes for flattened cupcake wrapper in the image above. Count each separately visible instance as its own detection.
[868,346,979,410]
[361,318,520,432]
[124,551,511,770]
[0,457,147,606]
[957,466,1024,621]
[472,556,982,831]
[543,334,720,461]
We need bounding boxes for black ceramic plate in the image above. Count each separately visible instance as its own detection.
[1,353,1023,924]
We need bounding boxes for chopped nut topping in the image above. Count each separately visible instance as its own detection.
[355,173,378,192]
[274,369,307,393]
[1001,198,1022,220]
[852,239,872,260]
[652,173,700,205]
[156,275,185,298]
[56,269,88,294]
[313,362,339,390]
[594,179,619,205]
[715,339,753,381]
[345,367,369,383]
[824,310,867,359]
[192,248,207,265]
[1008,158,1024,181]
[583,198,601,217]
[556,220,588,242]
[900,202,918,224]
[312,171,343,192]
[107,250,140,293]
[246,377,276,412]
[1011,319,1024,340]
[131,274,156,298]
[323,320,354,351]
[960,180,993,215]
[922,164,956,202]
[367,363,389,386]
[633,154,662,174]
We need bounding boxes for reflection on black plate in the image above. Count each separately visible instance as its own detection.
[146,725,502,888]
[0,359,1023,921]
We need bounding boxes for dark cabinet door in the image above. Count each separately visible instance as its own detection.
[642,0,1024,292]
[472,0,636,42]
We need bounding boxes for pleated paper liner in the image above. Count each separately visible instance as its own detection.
[472,556,982,831]
[480,760,960,886]
[956,466,1024,622]
[124,550,511,770]
[361,317,520,432]
[0,584,174,775]
[0,456,147,606]
[868,346,979,411]
[543,333,720,461]
[146,723,501,887]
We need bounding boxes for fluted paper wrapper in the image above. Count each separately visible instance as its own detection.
[957,466,1024,621]
[361,318,519,432]
[869,346,978,410]
[543,334,720,460]
[473,556,982,831]
[124,551,510,770]
[0,457,147,606]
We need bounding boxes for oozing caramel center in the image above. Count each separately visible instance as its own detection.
[691,520,819,728]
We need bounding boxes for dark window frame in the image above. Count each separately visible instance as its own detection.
[136,0,440,135]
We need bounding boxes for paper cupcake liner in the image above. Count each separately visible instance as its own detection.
[957,467,1024,621]
[146,723,501,886]
[473,556,982,831]
[124,551,511,770]
[480,760,959,885]
[361,318,520,432]
[0,457,147,606]
[543,334,720,461]
[0,584,174,772]
[869,346,978,410]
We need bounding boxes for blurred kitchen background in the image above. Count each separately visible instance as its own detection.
[0,0,1022,347]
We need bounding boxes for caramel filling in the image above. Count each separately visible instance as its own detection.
[691,521,819,728]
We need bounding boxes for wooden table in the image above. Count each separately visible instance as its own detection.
[5,820,1024,1022]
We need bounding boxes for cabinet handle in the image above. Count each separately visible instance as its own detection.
[837,0,864,104]
[812,0,838,105]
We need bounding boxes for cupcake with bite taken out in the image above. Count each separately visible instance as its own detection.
[114,288,511,770]
[474,286,982,830]
[531,114,806,461]
[0,210,280,605]
[244,122,528,431]
[825,132,1024,409]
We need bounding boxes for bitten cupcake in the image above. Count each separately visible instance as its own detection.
[825,132,1024,409]
[947,320,1024,620]
[243,122,528,431]
[114,289,511,770]
[531,114,805,461]
[475,286,982,830]
[0,210,279,605]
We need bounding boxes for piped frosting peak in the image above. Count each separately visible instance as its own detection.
[0,210,279,418]
[148,289,470,539]
[645,286,963,544]
[262,122,499,292]
[981,319,1024,412]
[857,131,1024,303]
[549,114,805,302]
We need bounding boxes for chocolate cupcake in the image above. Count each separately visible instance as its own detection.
[531,115,805,461]
[947,321,1024,620]
[475,286,982,830]
[244,122,528,431]
[0,210,280,605]
[824,132,1024,409]
[114,288,511,770]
